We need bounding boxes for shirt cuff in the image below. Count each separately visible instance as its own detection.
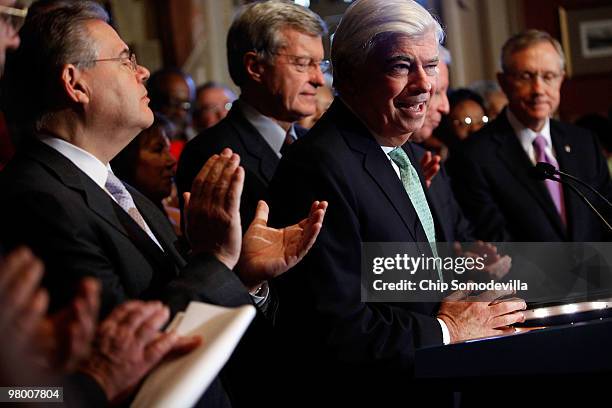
[437,318,451,345]
[249,281,269,306]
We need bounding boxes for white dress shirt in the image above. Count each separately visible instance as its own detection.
[238,99,296,158]
[506,109,555,164]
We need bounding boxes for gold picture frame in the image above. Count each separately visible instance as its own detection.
[559,6,612,77]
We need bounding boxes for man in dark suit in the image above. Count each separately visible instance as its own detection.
[0,2,325,406]
[176,1,328,226]
[450,30,612,242]
[267,0,526,401]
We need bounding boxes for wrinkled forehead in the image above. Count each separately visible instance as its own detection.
[507,41,563,71]
[368,31,439,62]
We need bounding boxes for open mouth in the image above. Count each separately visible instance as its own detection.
[396,101,426,113]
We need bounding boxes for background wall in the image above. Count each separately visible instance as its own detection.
[103,0,611,122]
[520,0,612,121]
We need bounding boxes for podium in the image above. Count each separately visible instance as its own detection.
[415,318,612,379]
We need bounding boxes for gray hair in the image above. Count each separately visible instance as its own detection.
[2,0,109,129]
[227,0,327,87]
[331,0,444,93]
[439,45,451,65]
[501,29,565,72]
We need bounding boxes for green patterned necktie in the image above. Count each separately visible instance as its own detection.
[388,147,442,282]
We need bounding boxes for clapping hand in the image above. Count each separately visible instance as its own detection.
[237,200,327,290]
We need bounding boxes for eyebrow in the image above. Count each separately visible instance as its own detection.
[386,55,415,64]
[385,55,440,65]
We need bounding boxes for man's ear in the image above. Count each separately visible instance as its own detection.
[244,51,266,83]
[61,64,90,104]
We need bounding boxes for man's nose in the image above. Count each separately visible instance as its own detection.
[138,64,150,83]
[309,65,325,88]
[410,65,434,94]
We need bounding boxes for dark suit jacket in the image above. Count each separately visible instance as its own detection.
[176,102,308,227]
[450,111,612,242]
[267,100,444,400]
[0,139,253,407]
[413,144,474,243]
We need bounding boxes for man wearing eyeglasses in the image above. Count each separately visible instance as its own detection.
[450,29,611,242]
[0,1,327,406]
[176,0,328,227]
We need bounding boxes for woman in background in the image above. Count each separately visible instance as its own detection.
[111,113,181,235]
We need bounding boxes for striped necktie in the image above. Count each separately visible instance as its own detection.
[105,171,163,249]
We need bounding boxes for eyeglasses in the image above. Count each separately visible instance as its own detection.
[272,52,331,73]
[0,4,28,33]
[78,51,140,72]
[452,115,489,127]
[197,102,233,114]
[167,99,192,112]
[505,70,564,86]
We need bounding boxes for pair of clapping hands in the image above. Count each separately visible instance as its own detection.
[0,248,194,404]
[183,148,328,291]
[0,149,327,403]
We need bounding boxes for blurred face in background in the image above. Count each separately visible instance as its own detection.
[484,89,508,120]
[134,125,177,203]
[0,0,23,74]
[194,86,236,130]
[157,73,194,134]
[297,85,333,129]
[412,59,449,143]
[498,41,564,132]
[449,99,487,141]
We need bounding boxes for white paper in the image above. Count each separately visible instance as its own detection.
[131,302,256,408]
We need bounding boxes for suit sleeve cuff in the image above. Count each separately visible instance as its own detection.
[437,318,451,345]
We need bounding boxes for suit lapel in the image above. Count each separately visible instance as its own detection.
[226,107,279,183]
[493,115,567,238]
[27,140,182,271]
[334,102,424,243]
[26,141,134,242]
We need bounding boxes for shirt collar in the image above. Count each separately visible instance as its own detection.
[506,108,552,151]
[237,99,293,157]
[39,135,111,189]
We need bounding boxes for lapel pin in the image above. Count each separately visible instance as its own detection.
[564,145,571,153]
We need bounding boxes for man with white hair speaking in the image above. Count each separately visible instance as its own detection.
[268,0,526,401]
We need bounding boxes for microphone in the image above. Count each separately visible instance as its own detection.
[532,162,612,232]
[534,162,612,209]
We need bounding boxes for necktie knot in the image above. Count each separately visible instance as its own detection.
[388,147,411,170]
[533,134,548,151]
